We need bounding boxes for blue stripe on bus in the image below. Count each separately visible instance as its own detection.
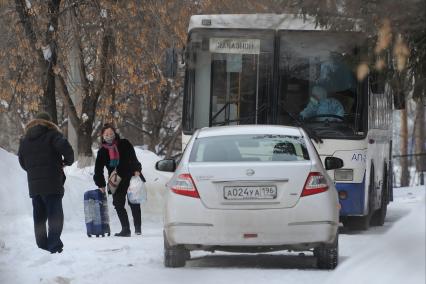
[336,177,366,216]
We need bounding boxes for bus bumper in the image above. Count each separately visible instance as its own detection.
[336,180,365,216]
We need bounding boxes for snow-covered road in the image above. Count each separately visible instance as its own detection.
[0,148,424,284]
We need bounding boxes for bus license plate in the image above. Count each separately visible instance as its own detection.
[223,186,277,200]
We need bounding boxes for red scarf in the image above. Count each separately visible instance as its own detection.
[102,140,120,168]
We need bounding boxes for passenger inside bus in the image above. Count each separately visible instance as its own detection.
[299,85,345,121]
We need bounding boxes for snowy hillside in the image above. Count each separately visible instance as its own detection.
[0,147,424,284]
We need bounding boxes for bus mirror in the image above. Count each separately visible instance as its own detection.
[325,157,344,170]
[155,159,176,172]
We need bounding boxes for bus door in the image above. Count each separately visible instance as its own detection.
[183,30,274,133]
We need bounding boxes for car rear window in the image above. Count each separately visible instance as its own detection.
[190,134,310,162]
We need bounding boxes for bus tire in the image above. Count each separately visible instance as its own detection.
[371,164,388,226]
[315,233,338,270]
[388,159,394,202]
[164,232,189,268]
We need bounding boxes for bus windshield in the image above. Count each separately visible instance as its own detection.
[183,29,368,139]
[278,31,367,138]
[183,29,274,131]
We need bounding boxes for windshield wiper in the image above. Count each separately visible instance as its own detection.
[279,104,323,144]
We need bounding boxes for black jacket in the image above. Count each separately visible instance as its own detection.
[18,119,74,197]
[93,137,145,188]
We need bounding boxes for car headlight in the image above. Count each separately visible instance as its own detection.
[334,169,353,181]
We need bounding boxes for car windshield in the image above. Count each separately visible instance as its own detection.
[190,134,310,162]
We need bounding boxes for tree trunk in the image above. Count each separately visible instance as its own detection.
[148,117,161,153]
[400,107,410,187]
[58,6,111,167]
[61,0,82,162]
[414,98,426,171]
[77,118,94,167]
[41,0,61,124]
[14,0,60,123]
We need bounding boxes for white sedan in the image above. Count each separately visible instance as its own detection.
[156,125,343,269]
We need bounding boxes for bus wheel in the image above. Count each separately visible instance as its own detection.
[360,165,377,230]
[371,165,388,226]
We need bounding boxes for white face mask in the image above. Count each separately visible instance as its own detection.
[103,133,115,144]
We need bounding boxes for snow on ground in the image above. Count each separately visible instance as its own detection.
[0,147,424,284]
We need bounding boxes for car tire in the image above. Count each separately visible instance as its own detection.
[315,234,338,270]
[164,232,189,268]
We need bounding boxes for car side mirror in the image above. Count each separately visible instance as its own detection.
[325,157,344,170]
[155,159,176,172]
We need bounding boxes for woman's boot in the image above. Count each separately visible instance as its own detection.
[115,207,131,237]
[130,203,142,235]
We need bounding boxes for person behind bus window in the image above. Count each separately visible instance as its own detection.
[300,85,344,122]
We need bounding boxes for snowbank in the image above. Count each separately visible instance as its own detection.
[134,147,173,214]
[0,148,31,218]
[63,147,172,218]
[0,146,171,231]
[327,188,425,284]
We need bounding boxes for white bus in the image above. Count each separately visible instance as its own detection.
[181,14,393,230]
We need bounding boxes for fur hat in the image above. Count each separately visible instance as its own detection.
[35,112,52,122]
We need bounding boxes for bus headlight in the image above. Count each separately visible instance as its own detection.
[334,169,354,181]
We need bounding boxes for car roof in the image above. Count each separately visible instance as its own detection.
[196,125,304,138]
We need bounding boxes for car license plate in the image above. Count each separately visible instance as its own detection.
[223,186,277,200]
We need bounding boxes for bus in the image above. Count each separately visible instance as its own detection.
[180,14,394,230]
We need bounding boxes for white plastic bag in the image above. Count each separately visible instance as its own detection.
[127,176,147,204]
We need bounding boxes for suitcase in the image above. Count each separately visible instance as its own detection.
[84,189,111,237]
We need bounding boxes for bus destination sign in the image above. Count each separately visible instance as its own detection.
[209,38,260,54]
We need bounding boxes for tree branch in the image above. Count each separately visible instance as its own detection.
[14,0,46,69]
[125,119,152,136]
[94,28,111,98]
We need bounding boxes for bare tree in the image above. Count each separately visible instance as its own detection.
[14,0,60,123]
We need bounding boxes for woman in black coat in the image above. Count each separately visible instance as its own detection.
[93,124,146,237]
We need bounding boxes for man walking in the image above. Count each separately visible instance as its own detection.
[18,112,74,254]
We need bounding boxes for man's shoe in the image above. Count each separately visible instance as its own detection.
[50,248,63,254]
[135,227,141,235]
[114,229,131,237]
